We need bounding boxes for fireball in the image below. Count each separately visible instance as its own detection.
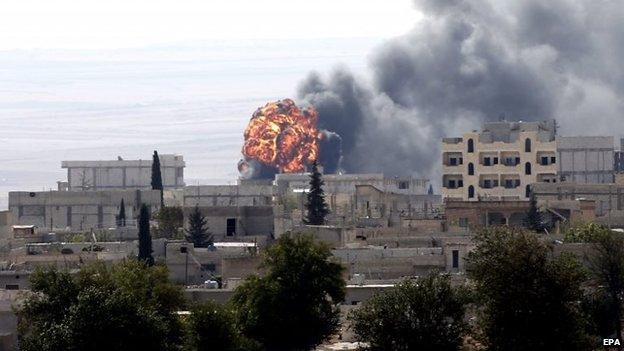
[242,99,320,174]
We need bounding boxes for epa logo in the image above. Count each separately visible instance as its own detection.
[604,339,621,346]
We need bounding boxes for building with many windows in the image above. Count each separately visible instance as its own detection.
[442,120,557,201]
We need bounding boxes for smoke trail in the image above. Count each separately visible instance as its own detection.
[298,0,624,183]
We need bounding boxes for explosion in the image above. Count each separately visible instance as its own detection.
[239,99,321,177]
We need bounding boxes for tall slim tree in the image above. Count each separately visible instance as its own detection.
[138,204,154,266]
[151,150,164,207]
[117,198,126,227]
[525,191,544,232]
[304,160,329,225]
[185,206,212,248]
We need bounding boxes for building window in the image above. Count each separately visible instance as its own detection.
[467,139,474,153]
[525,138,532,152]
[468,163,474,176]
[5,284,19,290]
[484,157,491,166]
[448,180,456,189]
[452,250,459,268]
[398,181,409,189]
[541,156,548,165]
[526,185,531,198]
[525,162,532,175]
[483,180,492,189]
[457,180,464,188]
[449,158,457,166]
[551,156,556,164]
[468,185,475,198]
[459,218,469,228]
[226,218,236,236]
[493,157,499,165]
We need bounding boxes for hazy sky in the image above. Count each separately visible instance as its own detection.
[1,0,421,50]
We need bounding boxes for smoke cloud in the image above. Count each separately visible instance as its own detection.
[297,0,624,183]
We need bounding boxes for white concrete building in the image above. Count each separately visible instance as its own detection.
[557,136,614,183]
[61,154,185,191]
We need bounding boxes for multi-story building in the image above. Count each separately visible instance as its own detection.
[61,154,185,191]
[442,120,557,201]
[557,136,614,183]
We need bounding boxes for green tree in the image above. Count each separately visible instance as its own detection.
[304,160,329,225]
[17,261,185,351]
[185,301,255,351]
[589,229,624,343]
[138,204,154,266]
[117,198,126,227]
[564,221,608,243]
[232,234,345,350]
[349,274,468,351]
[155,206,184,239]
[185,206,213,247]
[466,227,591,350]
[524,191,544,232]
[151,150,164,206]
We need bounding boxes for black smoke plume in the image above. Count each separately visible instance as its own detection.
[298,0,624,184]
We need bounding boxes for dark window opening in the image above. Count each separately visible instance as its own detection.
[5,284,19,290]
[551,156,556,164]
[468,186,475,198]
[226,218,236,236]
[468,163,474,176]
[526,185,531,198]
[484,157,491,166]
[525,162,532,175]
[467,139,474,153]
[449,158,457,166]
[541,156,549,165]
[398,181,409,189]
[493,157,499,165]
[457,180,464,188]
[525,138,532,152]
[452,250,459,268]
[448,180,456,189]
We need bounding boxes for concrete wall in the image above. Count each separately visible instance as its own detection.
[533,182,624,216]
[63,154,185,191]
[557,136,614,183]
[182,185,273,207]
[184,206,274,241]
[8,189,161,232]
[333,247,445,280]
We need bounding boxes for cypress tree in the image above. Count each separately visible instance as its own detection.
[151,150,164,207]
[525,191,544,232]
[137,204,154,266]
[186,206,212,248]
[117,198,126,227]
[304,161,329,225]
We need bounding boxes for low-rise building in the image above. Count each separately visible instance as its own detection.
[8,189,162,232]
[62,154,185,191]
[557,136,614,183]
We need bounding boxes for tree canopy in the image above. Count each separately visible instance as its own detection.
[185,206,213,248]
[232,234,345,351]
[17,261,184,351]
[151,150,164,206]
[466,227,591,350]
[155,206,184,239]
[350,273,468,351]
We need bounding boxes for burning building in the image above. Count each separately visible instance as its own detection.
[238,99,341,179]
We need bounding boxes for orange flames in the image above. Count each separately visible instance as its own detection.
[242,99,320,173]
